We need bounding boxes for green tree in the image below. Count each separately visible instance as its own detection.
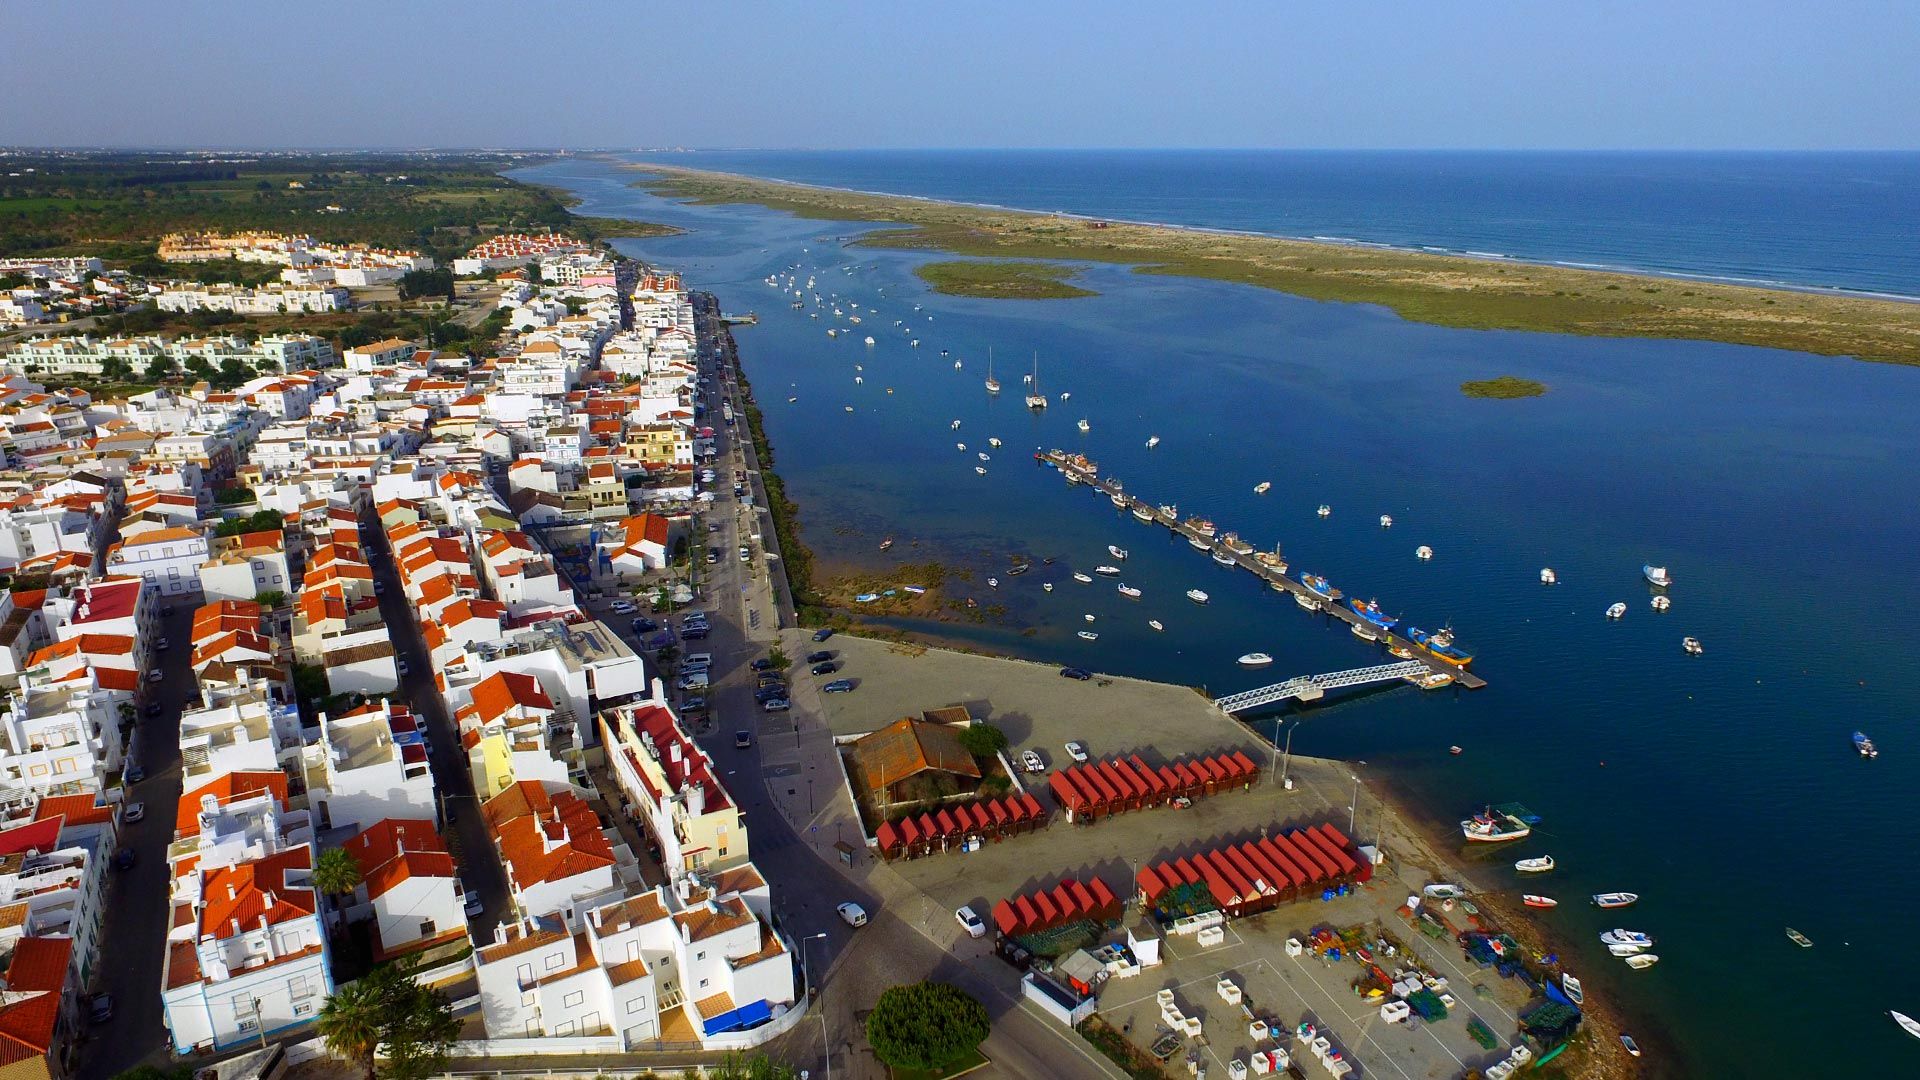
[398,267,453,301]
[707,1053,801,1080]
[865,981,990,1071]
[98,355,134,382]
[958,722,1009,758]
[375,977,461,1080]
[311,846,363,899]
[183,356,214,381]
[254,590,287,610]
[316,979,384,1080]
[143,354,174,382]
[214,356,252,389]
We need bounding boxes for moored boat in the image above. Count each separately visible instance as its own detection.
[1412,671,1455,689]
[1892,1011,1920,1040]
[1211,549,1237,567]
[1379,514,1393,528]
[1407,625,1473,666]
[1345,597,1400,630]
[878,538,894,552]
[1108,545,1128,560]
[1786,927,1813,948]
[1117,583,1141,598]
[1606,602,1627,619]
[1854,731,1879,758]
[1146,435,1160,448]
[1185,517,1217,538]
[1219,532,1253,555]
[1299,572,1335,600]
[1094,565,1121,576]
[1624,953,1660,970]
[1540,567,1557,585]
[1592,892,1639,908]
[1350,623,1380,642]
[1522,894,1558,908]
[1620,1035,1642,1058]
[1683,636,1703,655]
[1072,572,1093,584]
[1254,481,1271,494]
[1562,973,1583,1005]
[1643,564,1673,587]
[1187,536,1213,551]
[1148,619,1164,632]
[1253,546,1288,572]
[1608,941,1650,956]
[1006,562,1031,576]
[1317,504,1332,517]
[1415,545,1433,561]
[1462,809,1532,843]
[1109,491,1128,508]
[1293,592,1320,611]
[1600,929,1653,948]
[1515,856,1555,873]
[1077,630,1098,641]
[1186,589,1209,604]
[1238,653,1274,667]
[1131,505,1154,522]
[1651,594,1671,612]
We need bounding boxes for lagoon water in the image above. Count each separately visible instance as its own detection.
[517,156,1920,1077]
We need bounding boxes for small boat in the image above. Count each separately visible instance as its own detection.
[1379,515,1393,528]
[863,336,876,346]
[1076,419,1090,433]
[956,442,966,451]
[854,593,880,603]
[1561,973,1584,1005]
[951,419,962,429]
[1854,731,1878,758]
[1682,636,1703,655]
[1211,550,1237,567]
[1462,809,1531,843]
[1540,568,1557,585]
[854,376,863,384]
[903,585,926,595]
[1042,583,1054,592]
[843,406,854,413]
[1185,517,1217,538]
[1892,1011,1920,1040]
[1186,589,1209,604]
[879,539,895,552]
[1157,503,1179,519]
[1148,620,1164,632]
[1072,572,1093,584]
[1094,565,1122,576]
[1146,436,1160,448]
[1317,504,1331,517]
[1600,930,1653,948]
[1422,884,1466,900]
[1187,536,1213,551]
[1651,595,1671,612]
[1117,584,1142,598]
[1785,927,1813,948]
[1624,954,1660,971]
[1006,562,1031,576]
[953,359,963,369]
[1620,1035,1643,1058]
[974,466,987,475]
[1592,892,1640,909]
[1449,745,1463,755]
[1389,644,1414,659]
[1608,942,1650,956]
[1077,630,1098,641]
[1350,623,1381,642]
[1643,564,1673,587]
[827,328,838,337]
[1254,481,1271,495]
[1606,602,1627,619]
[1415,545,1433,561]
[988,437,1002,448]
[1108,545,1128,560]
[978,452,991,461]
[1522,894,1558,909]
[1131,505,1154,522]
[1024,353,1047,409]
[1238,653,1274,667]
[787,395,798,403]
[987,578,998,588]
[1515,856,1555,873]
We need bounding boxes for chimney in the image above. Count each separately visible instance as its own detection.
[493,921,509,946]
[686,784,705,819]
[227,882,237,901]
[230,918,241,938]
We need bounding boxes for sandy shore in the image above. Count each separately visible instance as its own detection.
[627,161,1920,367]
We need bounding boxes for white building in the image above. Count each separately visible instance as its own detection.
[305,700,436,833]
[105,525,209,598]
[338,818,466,960]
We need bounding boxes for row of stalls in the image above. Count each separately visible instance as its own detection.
[1137,822,1372,919]
[1046,750,1260,823]
[873,791,1048,860]
[992,876,1124,938]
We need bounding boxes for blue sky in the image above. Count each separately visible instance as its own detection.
[2,0,1915,150]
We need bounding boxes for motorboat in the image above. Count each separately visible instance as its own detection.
[1294,592,1320,611]
[1540,568,1557,585]
[1449,745,1463,755]
[1317,504,1332,517]
[1389,644,1414,659]
[1522,894,1558,909]
[974,466,987,475]
[1415,545,1433,561]
[1620,1035,1643,1058]
[1083,614,1096,623]
[1515,856,1555,873]
[863,336,875,345]
[978,452,990,462]
[1624,954,1660,971]
[1146,436,1160,448]
[1042,583,1054,592]
[1238,653,1274,667]
[1131,504,1155,522]
[1093,565,1122,576]
[987,578,999,588]
[951,419,962,429]
[1643,564,1673,587]
[1562,973,1583,1005]
[1379,515,1393,528]
[1892,1011,1920,1040]
[1606,602,1627,619]
[1108,545,1128,560]
[1077,631,1098,641]
[1350,623,1381,642]
[1462,809,1532,843]
[1600,930,1653,948]
[1109,491,1128,509]
[1854,731,1879,758]
[989,437,1002,448]
[1608,942,1650,956]
[956,442,966,451]
[1651,595,1671,612]
[1188,535,1213,551]
[1786,927,1813,948]
[1117,584,1142,598]
[1077,419,1090,433]
[1072,572,1093,584]
[879,539,894,552]
[1212,549,1237,567]
[1254,481,1271,494]
[1148,620,1164,632]
[1592,892,1640,908]
[1186,589,1210,604]
[1682,636,1703,655]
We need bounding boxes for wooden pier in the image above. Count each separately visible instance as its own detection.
[1036,449,1488,692]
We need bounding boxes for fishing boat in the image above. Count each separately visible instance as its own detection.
[1345,597,1400,630]
[1072,572,1093,584]
[1211,549,1237,567]
[1407,625,1473,666]
[1108,545,1128,560]
[1540,568,1557,585]
[1892,1011,1920,1040]
[1131,504,1155,522]
[1299,573,1335,600]
[1620,1035,1643,1058]
[1643,564,1673,587]
[1515,856,1555,873]
[1522,894,1558,909]
[1462,809,1532,843]
[1077,419,1090,433]
[1600,930,1653,948]
[1562,973,1584,1005]
[1389,644,1414,659]
[1077,631,1098,641]
[1350,623,1381,642]
[1606,602,1627,619]
[1650,595,1671,612]
[1682,636,1703,655]
[1238,653,1274,667]
[1146,436,1160,448]
[1094,565,1121,576]
[1148,620,1164,632]
[1186,589,1210,604]
[1109,490,1129,509]
[1187,535,1213,551]
[878,539,894,552]
[1221,533,1254,555]
[1024,353,1047,410]
[1185,517,1217,539]
[1592,892,1640,908]
[1157,503,1179,519]
[1254,481,1271,494]
[1415,545,1433,561]
[1317,504,1332,517]
[1854,731,1878,758]
[1379,515,1393,528]
[1117,584,1142,598]
[1254,546,1289,572]
[1785,927,1813,948]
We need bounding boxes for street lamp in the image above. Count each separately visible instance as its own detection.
[1275,721,1299,788]
[800,932,831,1080]
[1349,773,1361,837]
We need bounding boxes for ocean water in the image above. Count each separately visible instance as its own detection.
[626,148,1920,298]
[515,157,1920,1077]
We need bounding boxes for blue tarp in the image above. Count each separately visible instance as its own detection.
[701,997,774,1036]
[1544,982,1575,1008]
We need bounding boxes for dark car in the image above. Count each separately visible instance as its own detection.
[811,627,835,642]
[630,616,659,633]
[750,658,776,672]
[1060,667,1094,681]
[681,625,710,641]
[113,848,136,872]
[88,994,113,1024]
[805,650,833,664]
[810,662,839,677]
[734,731,753,749]
[753,686,787,703]
[680,696,708,713]
[821,679,855,694]
[124,764,146,784]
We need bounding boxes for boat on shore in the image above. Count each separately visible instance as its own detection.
[1522,895,1558,909]
[1462,809,1532,843]
[1892,1011,1920,1040]
[1620,1035,1642,1058]
[1853,731,1878,758]
[1186,589,1210,604]
[1644,564,1673,587]
[1562,973,1584,1005]
[1592,892,1640,908]
[1786,927,1813,948]
[1407,625,1473,666]
[1422,884,1466,900]
[1515,856,1555,873]
[1238,653,1274,667]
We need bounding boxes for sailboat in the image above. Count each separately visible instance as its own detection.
[1024,353,1047,410]
[984,347,1001,395]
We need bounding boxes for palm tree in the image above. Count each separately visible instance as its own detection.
[311,847,363,899]
[316,980,383,1080]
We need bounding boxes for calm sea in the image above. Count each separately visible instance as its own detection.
[516,155,1920,1077]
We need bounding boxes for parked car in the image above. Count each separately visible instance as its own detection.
[750,658,776,672]
[681,612,710,627]
[706,548,721,564]
[762,698,791,713]
[1021,750,1045,773]
[738,545,752,562]
[396,659,410,676]
[1065,741,1089,764]
[680,696,708,713]
[754,686,787,704]
[1059,666,1093,681]
[734,731,753,749]
[810,662,839,677]
[610,599,637,615]
[155,637,170,651]
[811,627,835,642]
[681,625,710,640]
[464,891,484,918]
[122,802,145,824]
[955,906,987,938]
[630,616,658,633]
[836,902,868,928]
[145,669,163,683]
[88,994,114,1024]
[821,679,855,694]
[805,650,834,664]
[124,764,145,784]
[684,652,714,669]
[113,848,136,872]
[676,672,710,692]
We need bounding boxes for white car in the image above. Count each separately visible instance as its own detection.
[1065,741,1089,764]
[610,600,637,615]
[955,906,987,938]
[836,902,868,928]
[1021,749,1045,773]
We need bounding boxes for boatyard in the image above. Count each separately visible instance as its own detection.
[1035,448,1489,693]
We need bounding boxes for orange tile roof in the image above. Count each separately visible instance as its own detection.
[343,819,456,899]
[483,781,613,888]
[197,846,315,937]
[470,670,553,725]
[0,937,71,1065]
[177,771,288,837]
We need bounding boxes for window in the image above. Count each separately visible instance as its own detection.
[293,1002,313,1017]
[544,953,563,970]
[563,990,584,1008]
[516,963,533,984]
[236,1018,258,1034]
[521,991,535,1007]
[555,1020,576,1037]
[698,978,710,989]
[626,997,648,1014]
[524,1019,540,1037]
[418,919,435,939]
[696,951,706,962]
